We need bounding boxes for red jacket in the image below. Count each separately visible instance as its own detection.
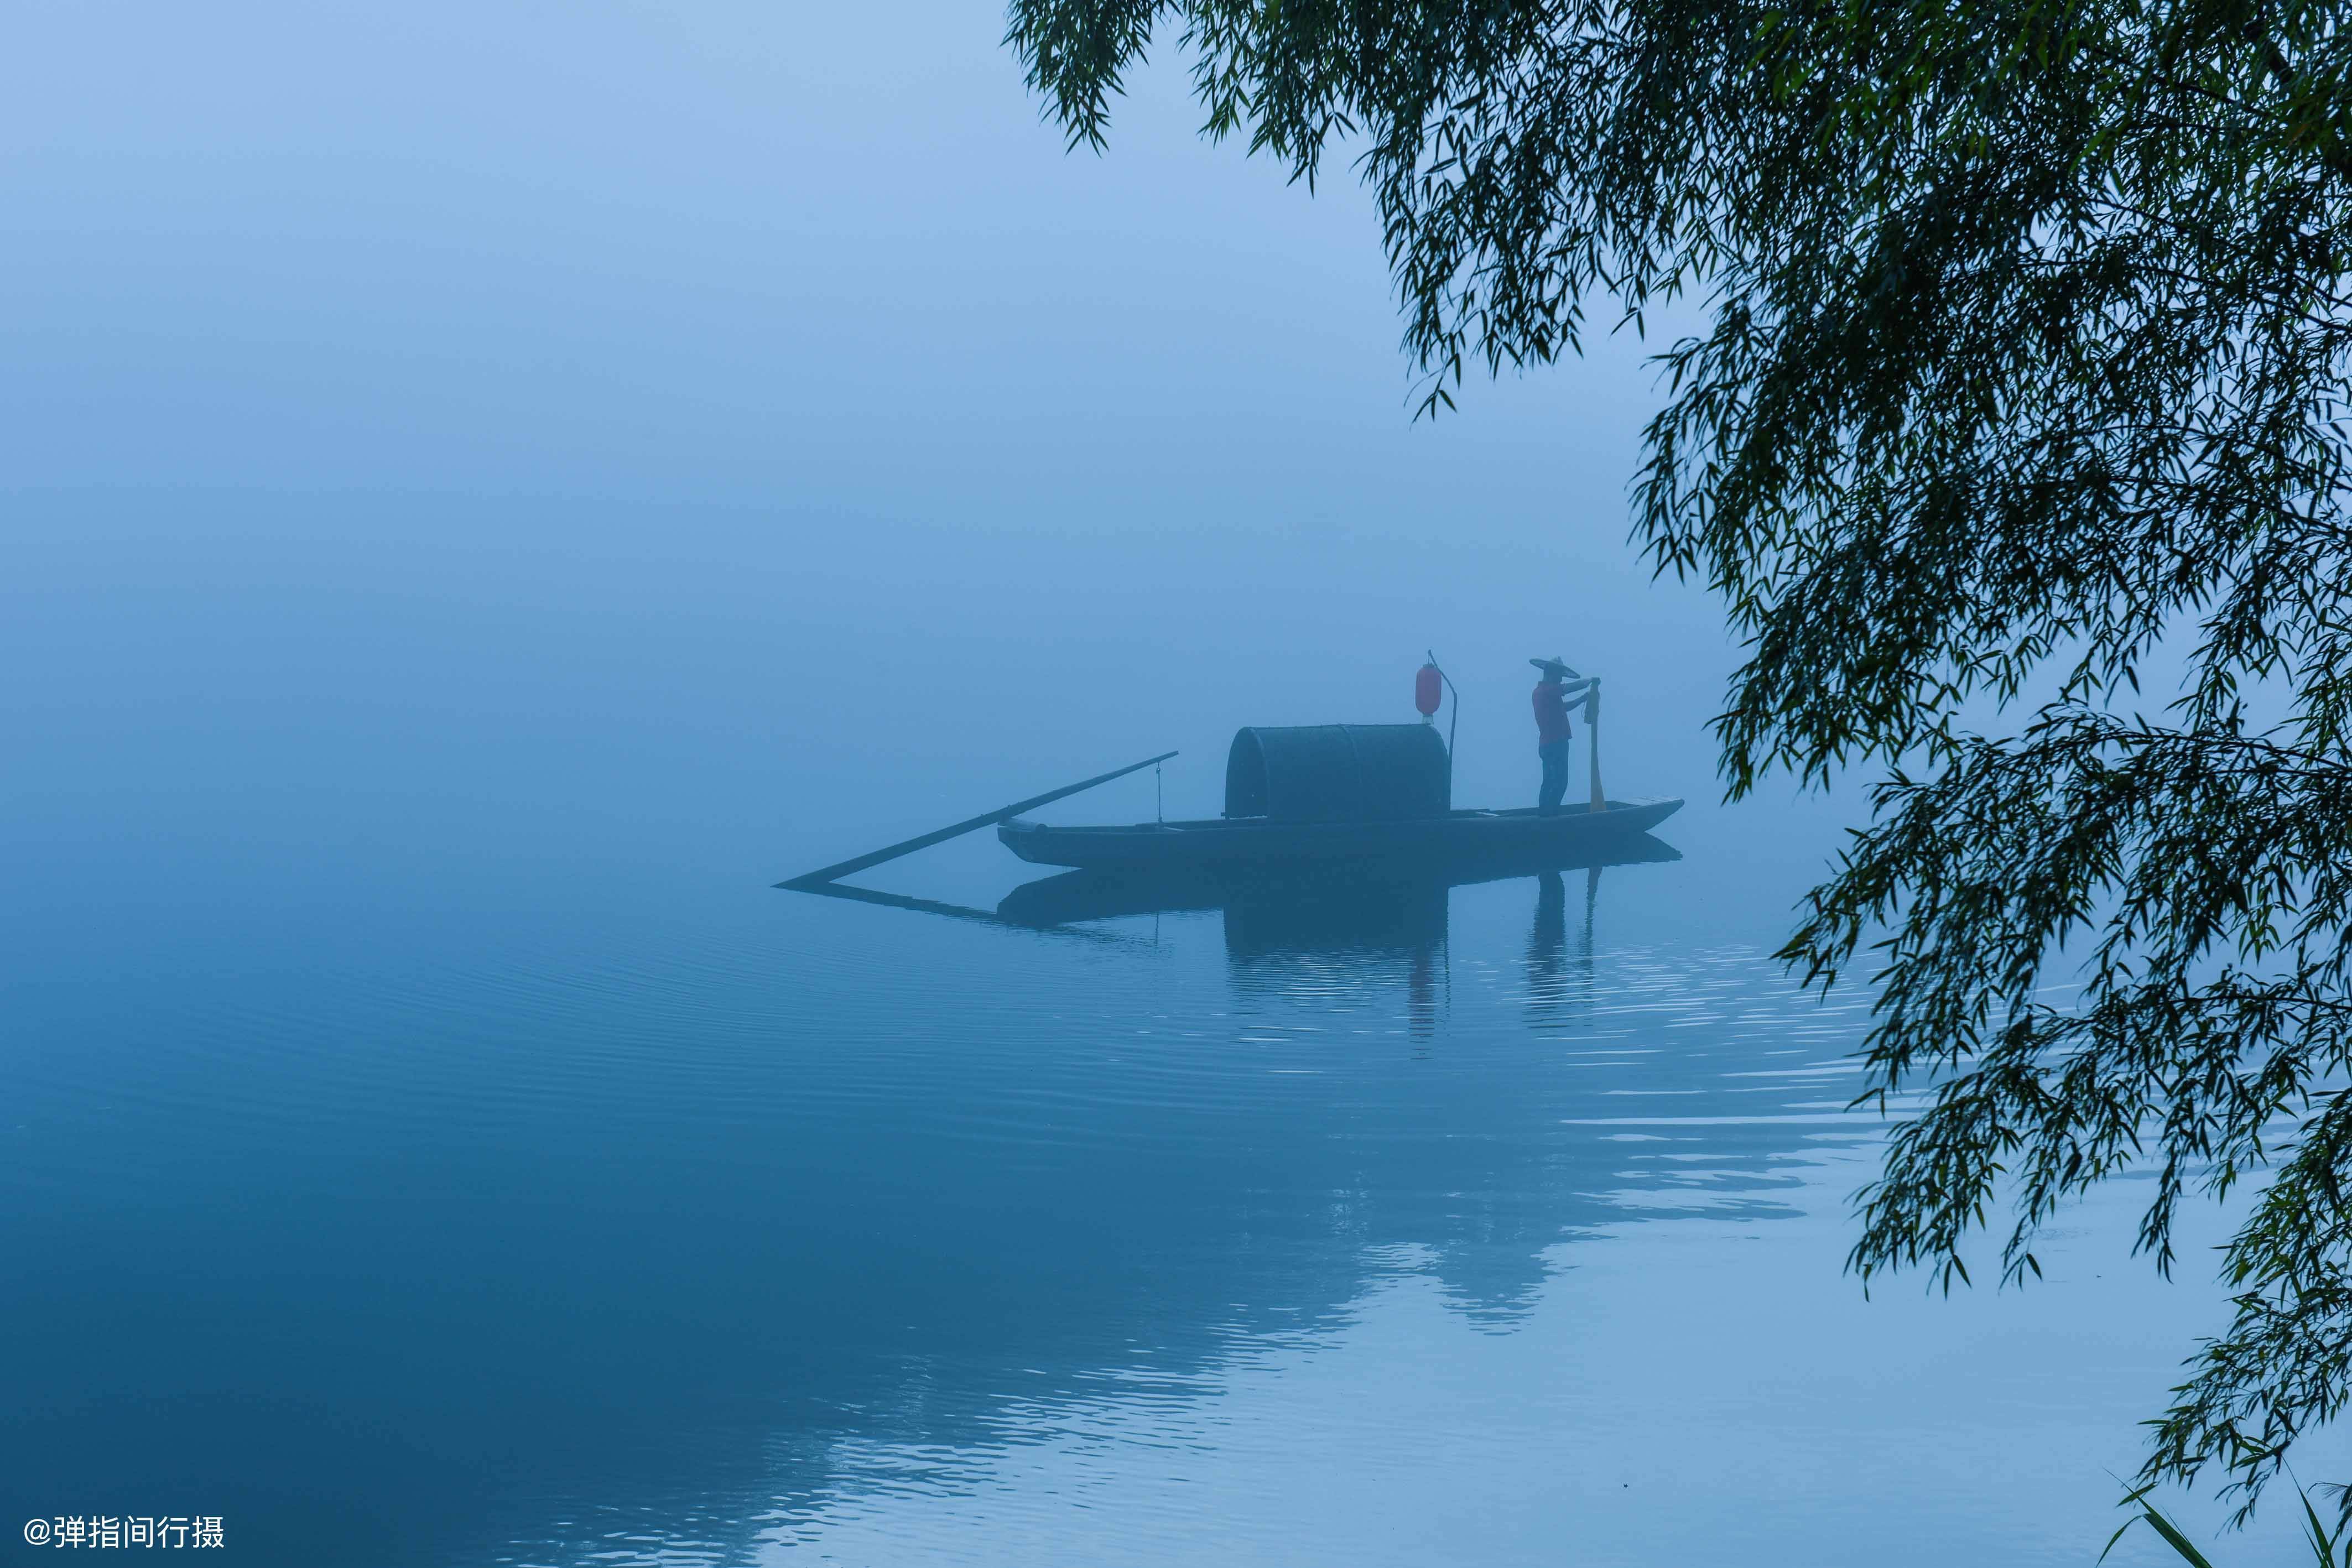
[1532,682,1574,746]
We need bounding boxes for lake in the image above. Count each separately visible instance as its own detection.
[2,496,2236,1566]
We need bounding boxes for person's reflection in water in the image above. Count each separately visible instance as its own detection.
[1409,941,1440,1048]
[1524,867,1600,1030]
[1526,871,1568,1026]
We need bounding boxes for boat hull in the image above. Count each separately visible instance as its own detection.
[996,830,1680,927]
[997,797,1684,872]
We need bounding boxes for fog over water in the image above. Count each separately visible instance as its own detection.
[0,4,2268,1565]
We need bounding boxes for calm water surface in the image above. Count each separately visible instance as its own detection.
[3,501,2228,1565]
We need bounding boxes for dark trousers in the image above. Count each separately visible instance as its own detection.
[1538,739,1570,815]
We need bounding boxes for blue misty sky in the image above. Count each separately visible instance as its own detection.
[3,1,1847,968]
[2,2,1662,513]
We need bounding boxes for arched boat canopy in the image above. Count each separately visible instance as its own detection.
[1223,725,1450,822]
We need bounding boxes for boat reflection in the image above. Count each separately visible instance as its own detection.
[790,835,1679,1040]
[994,832,1679,931]
[998,834,1679,1039]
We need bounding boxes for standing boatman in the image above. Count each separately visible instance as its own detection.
[1529,657,1595,815]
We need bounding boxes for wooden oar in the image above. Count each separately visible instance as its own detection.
[774,751,1178,889]
[1585,679,1606,814]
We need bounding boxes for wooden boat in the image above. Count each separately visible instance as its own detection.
[1000,796,1683,872]
[777,695,1680,895]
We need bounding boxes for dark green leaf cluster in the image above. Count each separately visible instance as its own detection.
[2106,1476,2352,1564]
[1008,0,2352,1514]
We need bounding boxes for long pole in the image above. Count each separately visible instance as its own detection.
[785,878,1133,945]
[1427,650,1460,806]
[775,751,1178,889]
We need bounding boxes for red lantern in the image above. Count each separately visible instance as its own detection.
[1414,661,1443,718]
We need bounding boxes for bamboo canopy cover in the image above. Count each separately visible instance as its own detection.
[1223,725,1450,822]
